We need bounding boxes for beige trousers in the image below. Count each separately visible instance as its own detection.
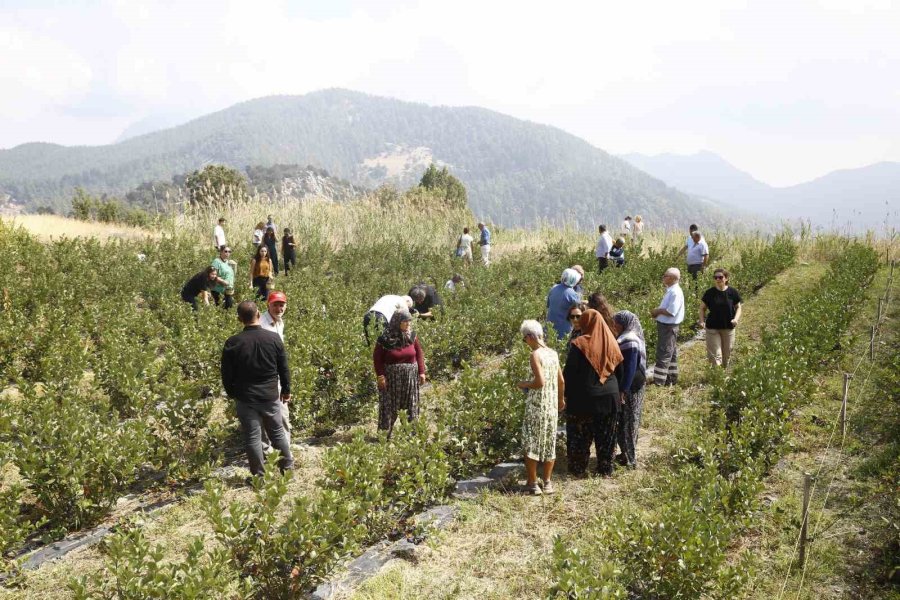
[705,328,736,367]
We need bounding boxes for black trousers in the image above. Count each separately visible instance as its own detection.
[252,276,270,300]
[211,290,234,309]
[597,257,609,273]
[283,252,296,274]
[181,294,198,311]
[566,410,618,475]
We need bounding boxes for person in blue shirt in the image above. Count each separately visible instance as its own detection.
[477,222,492,266]
[546,268,583,340]
[609,238,626,267]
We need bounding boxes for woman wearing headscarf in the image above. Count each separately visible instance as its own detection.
[373,308,426,435]
[546,268,583,340]
[612,311,647,469]
[516,320,565,495]
[567,304,585,346]
[563,309,624,476]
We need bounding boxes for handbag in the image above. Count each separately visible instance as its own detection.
[454,236,466,257]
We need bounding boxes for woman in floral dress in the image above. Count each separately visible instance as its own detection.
[517,320,565,495]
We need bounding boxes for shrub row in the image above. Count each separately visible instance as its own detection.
[550,242,879,599]
[72,418,451,598]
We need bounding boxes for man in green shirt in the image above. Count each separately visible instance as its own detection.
[211,246,236,309]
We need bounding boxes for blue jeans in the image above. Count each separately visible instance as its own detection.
[235,400,294,476]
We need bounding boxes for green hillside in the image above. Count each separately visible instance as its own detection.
[0,89,721,227]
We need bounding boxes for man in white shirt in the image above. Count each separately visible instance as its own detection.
[595,224,613,273]
[363,294,414,345]
[686,231,709,279]
[214,217,227,249]
[260,290,290,445]
[456,227,474,264]
[676,223,699,259]
[621,216,632,235]
[649,267,685,386]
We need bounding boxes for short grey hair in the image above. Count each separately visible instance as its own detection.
[664,267,681,280]
[519,319,544,340]
[399,295,413,309]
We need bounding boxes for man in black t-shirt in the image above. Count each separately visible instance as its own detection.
[409,284,442,319]
[699,268,743,367]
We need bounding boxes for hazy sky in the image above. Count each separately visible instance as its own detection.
[2,0,898,186]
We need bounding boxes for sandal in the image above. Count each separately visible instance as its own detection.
[524,482,543,496]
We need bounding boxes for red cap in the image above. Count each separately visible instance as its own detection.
[267,291,287,304]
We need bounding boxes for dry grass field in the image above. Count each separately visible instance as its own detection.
[0,215,160,243]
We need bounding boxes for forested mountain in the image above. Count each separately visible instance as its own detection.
[622,152,899,232]
[1,89,724,228]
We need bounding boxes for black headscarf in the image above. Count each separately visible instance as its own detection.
[377,308,416,350]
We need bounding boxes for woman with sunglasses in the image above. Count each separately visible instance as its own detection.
[566,305,584,345]
[699,268,743,367]
[249,245,274,300]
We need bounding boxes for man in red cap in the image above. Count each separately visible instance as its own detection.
[260,290,290,446]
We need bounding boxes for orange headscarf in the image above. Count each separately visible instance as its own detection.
[572,309,624,384]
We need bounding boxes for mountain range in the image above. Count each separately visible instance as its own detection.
[0,89,726,229]
[621,151,898,232]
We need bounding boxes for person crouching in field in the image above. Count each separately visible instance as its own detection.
[373,308,425,437]
[563,309,623,477]
[364,294,413,346]
[609,238,626,267]
[221,301,293,479]
[249,246,274,300]
[517,320,565,495]
[181,266,221,310]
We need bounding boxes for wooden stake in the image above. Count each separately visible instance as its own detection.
[840,373,851,437]
[799,472,813,566]
[870,325,876,360]
[878,298,883,323]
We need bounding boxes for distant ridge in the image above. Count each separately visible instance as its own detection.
[0,89,725,228]
[622,151,899,232]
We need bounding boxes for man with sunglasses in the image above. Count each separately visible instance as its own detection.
[211,245,236,309]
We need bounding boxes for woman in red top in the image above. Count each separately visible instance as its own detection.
[373,309,426,435]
